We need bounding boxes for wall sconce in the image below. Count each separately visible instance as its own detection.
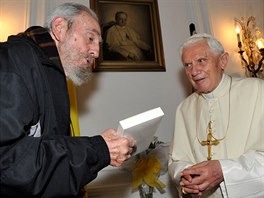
[234,16,264,79]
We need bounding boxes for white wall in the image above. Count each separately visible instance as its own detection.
[1,0,263,197]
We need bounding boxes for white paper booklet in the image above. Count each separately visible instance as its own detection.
[117,107,164,155]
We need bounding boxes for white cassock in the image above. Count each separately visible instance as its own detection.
[168,74,264,198]
[106,25,150,60]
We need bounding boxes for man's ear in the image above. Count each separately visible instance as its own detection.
[220,52,229,70]
[51,17,68,41]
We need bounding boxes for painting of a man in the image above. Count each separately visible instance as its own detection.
[105,11,153,61]
[90,0,165,71]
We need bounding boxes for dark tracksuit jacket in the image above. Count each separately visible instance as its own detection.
[0,26,110,197]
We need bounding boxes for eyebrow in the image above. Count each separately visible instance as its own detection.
[86,28,103,42]
[86,28,101,36]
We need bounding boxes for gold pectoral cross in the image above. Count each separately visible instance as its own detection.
[201,121,219,160]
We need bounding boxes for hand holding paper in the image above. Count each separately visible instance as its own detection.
[117,107,164,155]
[101,128,135,167]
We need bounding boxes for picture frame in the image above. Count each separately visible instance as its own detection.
[90,0,166,72]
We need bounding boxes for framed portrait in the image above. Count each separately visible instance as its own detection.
[90,0,166,72]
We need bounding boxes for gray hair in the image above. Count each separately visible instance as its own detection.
[44,2,98,31]
[179,33,224,58]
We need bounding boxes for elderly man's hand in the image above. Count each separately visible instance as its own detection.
[180,160,224,196]
[101,129,135,167]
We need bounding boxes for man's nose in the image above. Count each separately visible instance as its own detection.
[90,43,100,58]
[190,62,200,76]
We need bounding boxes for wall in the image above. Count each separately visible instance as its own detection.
[0,0,29,41]
[0,0,263,197]
[206,0,264,76]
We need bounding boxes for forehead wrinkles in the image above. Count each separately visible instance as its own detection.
[76,12,101,34]
[80,15,102,37]
[183,47,208,64]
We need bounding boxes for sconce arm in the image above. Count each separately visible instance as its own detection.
[239,50,249,66]
[257,56,264,72]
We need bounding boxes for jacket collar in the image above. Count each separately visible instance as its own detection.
[24,26,64,73]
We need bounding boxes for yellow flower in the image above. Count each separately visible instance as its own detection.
[132,155,166,191]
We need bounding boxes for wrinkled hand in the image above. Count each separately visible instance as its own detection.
[101,129,135,167]
[180,160,224,196]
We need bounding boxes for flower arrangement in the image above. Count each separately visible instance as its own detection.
[122,137,169,198]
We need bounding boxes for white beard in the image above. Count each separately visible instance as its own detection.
[64,65,93,86]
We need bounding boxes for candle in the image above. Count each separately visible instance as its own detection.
[235,26,242,49]
[235,26,241,43]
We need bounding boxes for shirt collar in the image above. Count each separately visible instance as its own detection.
[202,73,231,99]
